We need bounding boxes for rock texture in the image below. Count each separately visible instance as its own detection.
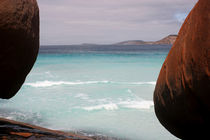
[0,0,39,99]
[154,0,210,139]
[0,118,93,140]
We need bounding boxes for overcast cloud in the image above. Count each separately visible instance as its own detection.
[37,0,197,45]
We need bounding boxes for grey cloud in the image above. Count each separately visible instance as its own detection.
[37,0,197,45]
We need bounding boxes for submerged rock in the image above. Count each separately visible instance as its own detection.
[0,0,39,99]
[154,0,210,139]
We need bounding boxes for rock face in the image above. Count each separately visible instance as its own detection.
[154,0,210,139]
[0,0,39,99]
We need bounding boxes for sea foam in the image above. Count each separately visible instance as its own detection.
[25,80,109,87]
[81,100,154,111]
[119,100,154,109]
[74,93,89,100]
[25,80,156,88]
[83,103,119,111]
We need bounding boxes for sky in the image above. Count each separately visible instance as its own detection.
[37,0,197,45]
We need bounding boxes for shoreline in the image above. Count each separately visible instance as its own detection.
[0,117,122,140]
[72,130,125,140]
[0,117,92,140]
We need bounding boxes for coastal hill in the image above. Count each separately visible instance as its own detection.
[115,40,145,45]
[116,35,177,45]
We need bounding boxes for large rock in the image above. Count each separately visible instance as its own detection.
[0,118,93,140]
[154,0,210,139]
[0,0,39,99]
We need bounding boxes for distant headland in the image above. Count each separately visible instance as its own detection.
[80,35,177,46]
[115,35,177,45]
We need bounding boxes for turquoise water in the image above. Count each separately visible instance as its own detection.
[0,45,178,140]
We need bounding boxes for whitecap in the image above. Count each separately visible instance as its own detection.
[24,80,156,88]
[119,100,154,109]
[25,80,110,87]
[81,99,154,111]
[82,103,118,111]
[102,81,156,85]
[74,93,89,100]
[127,89,132,93]
[128,81,156,85]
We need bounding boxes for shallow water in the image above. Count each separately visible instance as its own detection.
[0,45,178,140]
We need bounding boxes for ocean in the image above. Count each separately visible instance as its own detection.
[0,45,178,140]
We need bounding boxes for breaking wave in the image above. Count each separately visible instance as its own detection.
[25,80,156,88]
[81,100,154,111]
[82,103,119,111]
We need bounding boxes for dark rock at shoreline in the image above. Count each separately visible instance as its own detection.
[154,0,210,139]
[0,118,93,140]
[0,0,39,99]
